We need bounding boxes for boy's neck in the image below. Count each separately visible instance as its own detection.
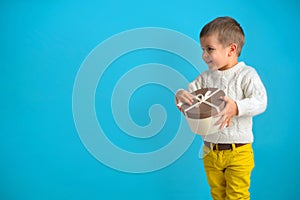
[218,58,239,71]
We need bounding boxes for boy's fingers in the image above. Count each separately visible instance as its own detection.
[227,118,232,126]
[215,114,226,125]
[215,107,226,117]
[216,115,232,129]
[179,96,193,106]
[181,93,194,105]
[218,118,229,130]
[176,91,192,106]
[215,116,226,129]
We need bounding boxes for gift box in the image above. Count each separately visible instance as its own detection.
[181,88,226,135]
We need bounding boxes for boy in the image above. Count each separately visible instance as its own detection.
[176,17,267,199]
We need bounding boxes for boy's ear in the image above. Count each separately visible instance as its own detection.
[228,43,238,56]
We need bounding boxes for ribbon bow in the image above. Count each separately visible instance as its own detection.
[184,89,221,115]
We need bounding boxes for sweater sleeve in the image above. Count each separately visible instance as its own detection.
[235,69,267,117]
[187,75,203,92]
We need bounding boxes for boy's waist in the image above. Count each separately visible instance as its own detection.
[204,141,249,150]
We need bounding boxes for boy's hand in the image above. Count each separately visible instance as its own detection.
[175,89,194,109]
[215,96,238,129]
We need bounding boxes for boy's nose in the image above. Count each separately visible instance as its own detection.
[202,51,210,60]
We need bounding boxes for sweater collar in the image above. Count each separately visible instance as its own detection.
[214,62,245,76]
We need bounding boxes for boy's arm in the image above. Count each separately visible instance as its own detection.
[235,70,267,117]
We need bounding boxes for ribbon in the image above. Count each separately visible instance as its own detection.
[184,89,221,116]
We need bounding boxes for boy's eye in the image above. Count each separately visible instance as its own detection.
[201,47,215,52]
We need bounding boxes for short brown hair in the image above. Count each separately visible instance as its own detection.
[200,16,245,56]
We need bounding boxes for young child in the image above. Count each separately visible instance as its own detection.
[176,16,267,199]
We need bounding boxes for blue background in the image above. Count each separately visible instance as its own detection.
[1,0,299,199]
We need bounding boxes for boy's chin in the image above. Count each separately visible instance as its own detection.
[208,65,219,71]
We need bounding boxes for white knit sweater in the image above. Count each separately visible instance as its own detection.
[187,62,267,143]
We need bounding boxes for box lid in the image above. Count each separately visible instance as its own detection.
[181,88,225,119]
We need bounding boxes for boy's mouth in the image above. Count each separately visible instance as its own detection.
[206,61,218,70]
[206,60,214,66]
[203,58,213,64]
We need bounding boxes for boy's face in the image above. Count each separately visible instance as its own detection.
[200,34,233,71]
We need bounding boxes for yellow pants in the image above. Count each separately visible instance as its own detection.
[203,143,254,200]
